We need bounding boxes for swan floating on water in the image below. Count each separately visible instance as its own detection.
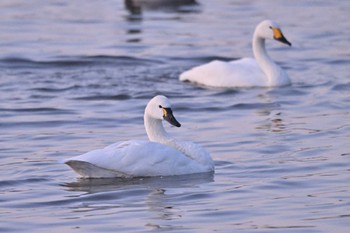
[64,95,214,178]
[179,20,292,88]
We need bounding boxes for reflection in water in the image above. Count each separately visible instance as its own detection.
[125,0,198,14]
[123,0,199,44]
[124,7,143,43]
[256,112,286,133]
[143,173,213,231]
[145,188,182,231]
[62,173,213,231]
[270,115,286,133]
[63,172,214,194]
[126,26,142,43]
[254,92,286,133]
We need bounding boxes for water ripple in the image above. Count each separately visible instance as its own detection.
[0,107,74,114]
[73,94,132,101]
[0,55,161,69]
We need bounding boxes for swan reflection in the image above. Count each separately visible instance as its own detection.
[63,172,214,194]
[125,0,199,14]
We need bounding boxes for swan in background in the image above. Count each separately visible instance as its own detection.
[64,95,214,178]
[180,20,292,88]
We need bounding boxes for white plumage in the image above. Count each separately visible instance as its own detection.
[180,20,292,88]
[64,95,214,178]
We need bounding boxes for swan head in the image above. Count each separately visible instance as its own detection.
[145,95,181,127]
[256,20,291,46]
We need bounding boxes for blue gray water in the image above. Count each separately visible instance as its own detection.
[1,0,350,232]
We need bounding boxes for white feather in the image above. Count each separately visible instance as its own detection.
[64,95,214,178]
[180,20,291,88]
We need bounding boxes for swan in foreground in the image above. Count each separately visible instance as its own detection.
[64,95,214,178]
[180,20,292,88]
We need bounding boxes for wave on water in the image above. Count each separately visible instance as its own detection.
[0,178,50,188]
[0,55,162,69]
[73,93,132,101]
[0,107,74,115]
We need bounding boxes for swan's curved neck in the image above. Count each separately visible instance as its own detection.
[144,112,212,167]
[144,114,189,157]
[144,115,172,144]
[253,35,280,84]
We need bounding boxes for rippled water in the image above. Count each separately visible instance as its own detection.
[1,0,350,232]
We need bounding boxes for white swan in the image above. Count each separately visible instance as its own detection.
[179,20,292,88]
[64,95,214,178]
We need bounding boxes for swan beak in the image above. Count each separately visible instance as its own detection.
[272,28,292,46]
[162,108,181,127]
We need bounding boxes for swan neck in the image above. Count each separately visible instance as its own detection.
[253,35,279,82]
[144,115,171,143]
[144,110,213,169]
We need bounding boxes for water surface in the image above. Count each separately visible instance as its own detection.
[1,0,350,232]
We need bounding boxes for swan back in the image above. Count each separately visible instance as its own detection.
[168,139,214,170]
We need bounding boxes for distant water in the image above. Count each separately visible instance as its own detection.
[1,0,350,232]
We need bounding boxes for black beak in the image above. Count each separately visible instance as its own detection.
[275,34,292,46]
[162,108,181,127]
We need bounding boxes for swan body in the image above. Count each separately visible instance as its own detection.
[180,20,292,88]
[64,95,214,178]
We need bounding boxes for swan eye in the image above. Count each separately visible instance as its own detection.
[269,26,273,29]
[159,105,162,108]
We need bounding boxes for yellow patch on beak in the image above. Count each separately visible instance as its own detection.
[162,108,167,117]
[272,28,283,39]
